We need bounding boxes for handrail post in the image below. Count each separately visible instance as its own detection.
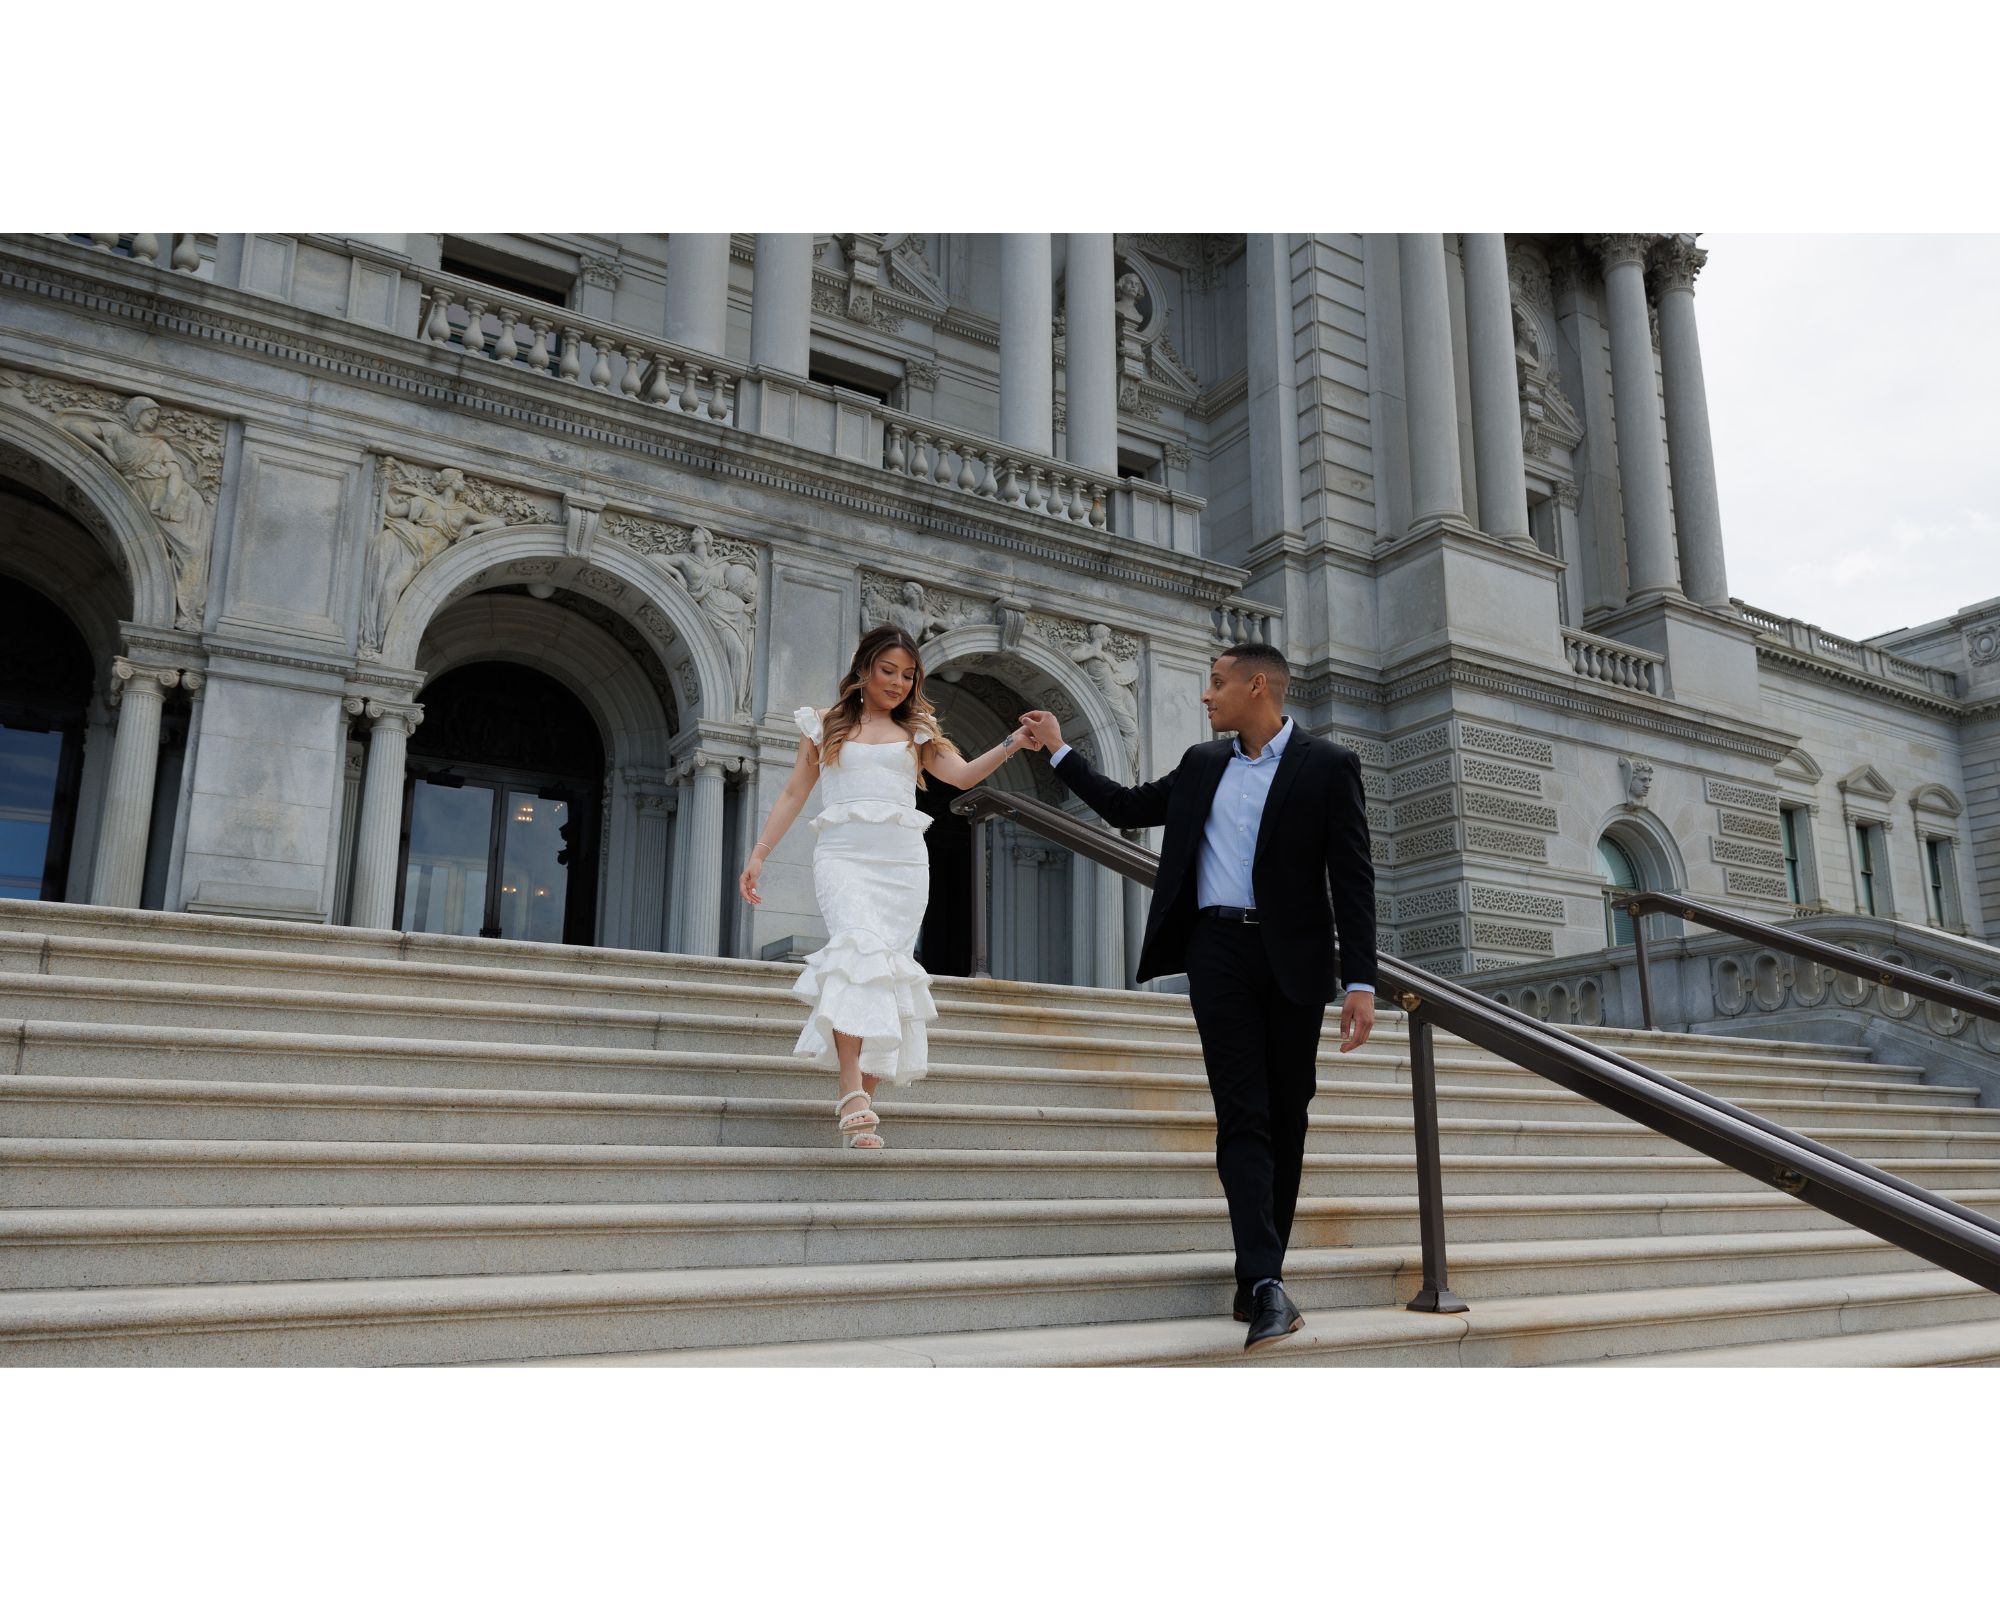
[969,815,991,978]
[1401,996,1468,1314]
[1629,899,1658,1031]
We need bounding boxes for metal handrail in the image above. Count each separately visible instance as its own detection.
[1611,888,2000,1032]
[952,786,2000,1308]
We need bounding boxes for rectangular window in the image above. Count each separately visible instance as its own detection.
[808,352,899,407]
[1781,807,1804,905]
[1927,837,1948,924]
[1854,822,1876,915]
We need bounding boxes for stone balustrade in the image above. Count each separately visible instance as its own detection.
[882,420,1111,533]
[1212,599,1283,655]
[1563,627,1665,696]
[1732,598,1959,699]
[411,269,739,426]
[70,234,203,272]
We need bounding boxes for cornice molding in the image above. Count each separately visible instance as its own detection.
[1752,643,1966,718]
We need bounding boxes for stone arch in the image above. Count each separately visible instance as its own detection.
[920,624,1137,783]
[0,403,179,632]
[377,527,731,727]
[0,491,130,667]
[413,593,681,949]
[1594,806,1686,897]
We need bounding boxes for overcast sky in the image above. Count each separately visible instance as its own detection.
[1695,234,2000,642]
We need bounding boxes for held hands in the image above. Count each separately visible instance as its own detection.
[1016,710,1063,753]
[1338,989,1375,1053]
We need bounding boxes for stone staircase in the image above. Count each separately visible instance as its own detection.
[3,899,1998,1367]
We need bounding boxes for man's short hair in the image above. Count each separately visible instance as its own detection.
[1218,642,1290,695]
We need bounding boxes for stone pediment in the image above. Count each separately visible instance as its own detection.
[1910,782,1963,819]
[1837,763,1896,803]
[1774,745,1824,783]
[883,235,948,312]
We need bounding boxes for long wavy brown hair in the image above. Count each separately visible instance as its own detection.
[817,625,957,788]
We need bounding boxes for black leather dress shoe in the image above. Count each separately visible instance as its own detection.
[1243,1281,1304,1351]
[1233,1285,1250,1322]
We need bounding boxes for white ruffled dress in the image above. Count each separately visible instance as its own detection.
[790,706,937,1087]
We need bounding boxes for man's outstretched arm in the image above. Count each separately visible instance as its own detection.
[1019,709,1176,832]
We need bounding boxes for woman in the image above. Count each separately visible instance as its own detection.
[738,626,1034,1148]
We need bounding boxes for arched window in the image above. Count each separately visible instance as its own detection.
[1598,834,1643,946]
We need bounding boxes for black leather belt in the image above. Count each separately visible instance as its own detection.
[1198,905,1260,925]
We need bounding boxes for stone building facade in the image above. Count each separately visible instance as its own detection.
[1,232,1993,986]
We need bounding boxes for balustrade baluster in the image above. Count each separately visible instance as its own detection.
[462,300,489,357]
[679,364,706,415]
[172,235,201,272]
[909,432,932,480]
[527,318,552,374]
[977,451,1000,498]
[621,345,646,398]
[711,374,734,424]
[560,328,584,381]
[886,425,909,474]
[494,313,520,365]
[933,437,958,487]
[644,356,676,405]
[999,459,1025,506]
[1086,482,1107,529]
[132,235,161,263]
[589,339,614,389]
[424,287,455,344]
[1026,467,1047,513]
[957,446,982,493]
[89,233,120,251]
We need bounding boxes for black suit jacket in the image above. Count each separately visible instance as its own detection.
[1053,727,1377,1006]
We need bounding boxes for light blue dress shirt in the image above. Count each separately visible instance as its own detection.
[1051,721,1372,993]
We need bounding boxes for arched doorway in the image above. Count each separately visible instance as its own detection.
[0,577,93,900]
[1597,834,1643,946]
[395,662,605,943]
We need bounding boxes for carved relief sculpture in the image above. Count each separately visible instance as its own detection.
[10,379,223,630]
[1620,756,1655,809]
[1067,620,1141,772]
[660,525,758,719]
[361,458,541,653]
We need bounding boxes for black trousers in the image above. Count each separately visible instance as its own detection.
[1183,917,1327,1288]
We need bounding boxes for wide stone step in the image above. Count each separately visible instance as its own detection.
[3,1020,1957,1115]
[0,905,1883,1063]
[20,1189,1994,1292]
[0,1231,1959,1367]
[501,1270,1992,1368]
[9,1074,2000,1162]
[1582,1318,2000,1366]
[11,1135,1993,1208]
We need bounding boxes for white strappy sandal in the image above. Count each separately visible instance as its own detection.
[836,1089,884,1150]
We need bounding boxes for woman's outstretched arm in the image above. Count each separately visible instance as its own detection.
[923,726,1030,791]
[739,734,819,905]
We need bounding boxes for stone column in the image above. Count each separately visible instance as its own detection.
[665,775,692,952]
[88,660,178,908]
[1247,233,1304,542]
[999,234,1054,455]
[1065,233,1118,476]
[749,234,814,378]
[629,787,673,950]
[348,699,422,930]
[1096,860,1125,990]
[1654,237,1730,609]
[1462,233,1533,544]
[678,753,729,958]
[665,233,731,358]
[1397,234,1474,535]
[331,700,366,926]
[1598,234,1681,600]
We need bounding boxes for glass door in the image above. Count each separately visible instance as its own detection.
[400,777,499,937]
[496,787,574,944]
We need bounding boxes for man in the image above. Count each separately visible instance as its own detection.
[1018,642,1376,1351]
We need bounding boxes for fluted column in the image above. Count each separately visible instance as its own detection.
[999,234,1054,455]
[665,776,692,952]
[1247,233,1304,542]
[629,786,673,951]
[749,234,814,378]
[665,233,731,358]
[1065,233,1118,476]
[1598,234,1680,600]
[678,753,729,958]
[1654,238,1730,608]
[1462,233,1533,544]
[1398,234,1474,534]
[349,699,422,929]
[89,660,178,908]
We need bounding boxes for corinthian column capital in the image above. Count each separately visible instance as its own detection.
[1594,233,1656,271]
[1650,236,1709,294]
